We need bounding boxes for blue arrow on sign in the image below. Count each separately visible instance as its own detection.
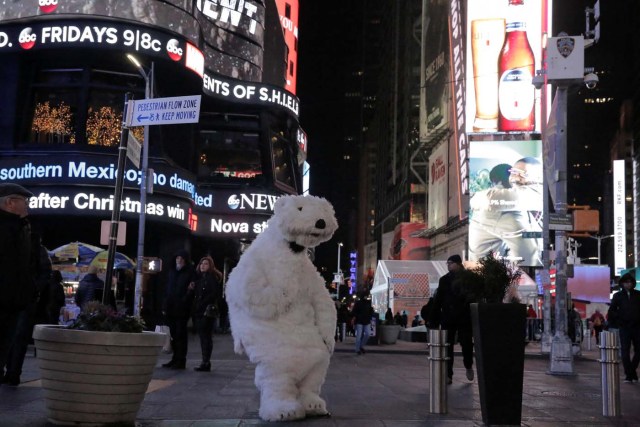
[137,114,150,122]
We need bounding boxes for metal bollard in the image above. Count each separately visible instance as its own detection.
[428,329,448,414]
[599,331,621,417]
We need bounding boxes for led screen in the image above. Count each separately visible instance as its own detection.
[468,139,543,267]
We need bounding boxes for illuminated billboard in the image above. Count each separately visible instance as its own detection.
[468,139,543,267]
[275,0,299,94]
[613,160,626,275]
[428,141,448,229]
[466,0,548,134]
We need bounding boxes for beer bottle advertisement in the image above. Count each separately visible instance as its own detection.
[465,0,547,134]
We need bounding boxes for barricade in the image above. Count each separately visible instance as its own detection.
[599,331,620,417]
[428,329,448,414]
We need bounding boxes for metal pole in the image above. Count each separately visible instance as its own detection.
[541,289,552,354]
[599,331,621,417]
[134,62,154,317]
[337,243,342,273]
[549,86,575,375]
[104,92,133,305]
[597,236,602,264]
[429,329,448,414]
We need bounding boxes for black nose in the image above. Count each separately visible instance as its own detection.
[315,219,326,230]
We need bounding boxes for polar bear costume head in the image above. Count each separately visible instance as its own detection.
[270,195,338,251]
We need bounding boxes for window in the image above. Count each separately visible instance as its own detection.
[270,128,296,191]
[198,130,262,180]
[25,67,142,146]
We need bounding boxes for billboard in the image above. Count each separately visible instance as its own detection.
[468,139,543,267]
[466,0,547,133]
[428,141,448,229]
[613,160,626,275]
[275,0,299,94]
[420,0,450,138]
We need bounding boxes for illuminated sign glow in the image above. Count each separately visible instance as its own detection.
[613,160,626,275]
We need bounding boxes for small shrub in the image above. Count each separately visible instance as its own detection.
[68,301,145,333]
[455,253,522,304]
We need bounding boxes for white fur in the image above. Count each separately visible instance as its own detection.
[225,195,338,422]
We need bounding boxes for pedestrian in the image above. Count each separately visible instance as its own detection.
[162,250,195,370]
[589,309,605,345]
[188,256,223,372]
[0,184,37,386]
[427,254,474,384]
[526,304,537,341]
[400,310,408,328]
[352,291,373,355]
[75,265,105,308]
[607,273,640,382]
[394,311,403,326]
[44,270,66,324]
[336,301,349,341]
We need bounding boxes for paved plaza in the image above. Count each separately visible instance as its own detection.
[1,332,639,426]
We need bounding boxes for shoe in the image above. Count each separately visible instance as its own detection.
[356,351,362,355]
[170,362,186,370]
[466,369,474,381]
[162,360,176,368]
[633,373,639,382]
[447,377,453,385]
[624,377,633,383]
[360,347,366,354]
[3,375,19,386]
[194,362,211,372]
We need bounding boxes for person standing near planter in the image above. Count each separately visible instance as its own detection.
[75,265,105,308]
[188,256,223,372]
[607,273,640,383]
[427,254,474,384]
[162,250,195,370]
[352,291,373,355]
[0,184,36,386]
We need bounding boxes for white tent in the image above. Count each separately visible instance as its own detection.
[370,260,448,319]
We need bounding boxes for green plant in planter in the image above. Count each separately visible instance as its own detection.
[68,301,146,333]
[455,253,522,304]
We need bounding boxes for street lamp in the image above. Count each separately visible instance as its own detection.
[590,234,614,265]
[337,242,343,273]
[335,242,343,299]
[127,54,154,317]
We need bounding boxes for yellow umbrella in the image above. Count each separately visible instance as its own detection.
[87,251,136,270]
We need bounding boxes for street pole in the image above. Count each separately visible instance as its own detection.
[549,85,574,375]
[591,235,613,264]
[336,242,343,299]
[127,55,153,317]
[104,92,133,306]
[337,242,343,273]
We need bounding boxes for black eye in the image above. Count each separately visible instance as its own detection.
[298,207,302,211]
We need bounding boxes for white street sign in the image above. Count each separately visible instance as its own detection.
[126,131,141,169]
[126,95,201,126]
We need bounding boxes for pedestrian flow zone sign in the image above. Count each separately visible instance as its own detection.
[126,95,201,127]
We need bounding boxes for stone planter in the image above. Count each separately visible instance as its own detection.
[378,324,401,344]
[33,324,166,426]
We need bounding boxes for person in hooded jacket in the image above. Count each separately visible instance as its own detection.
[608,273,640,382]
[162,250,194,370]
[188,256,223,372]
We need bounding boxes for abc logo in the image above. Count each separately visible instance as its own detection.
[166,39,183,61]
[227,195,240,210]
[38,0,59,14]
[19,28,36,50]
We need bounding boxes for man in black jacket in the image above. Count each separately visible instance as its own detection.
[162,250,194,369]
[608,273,640,382]
[352,292,373,355]
[0,184,36,386]
[428,254,474,384]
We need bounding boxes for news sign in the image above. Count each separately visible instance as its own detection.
[468,139,543,267]
[466,0,548,134]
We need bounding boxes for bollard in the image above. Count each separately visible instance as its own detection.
[428,329,448,414]
[599,331,621,417]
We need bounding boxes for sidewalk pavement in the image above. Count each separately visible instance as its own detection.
[1,331,639,426]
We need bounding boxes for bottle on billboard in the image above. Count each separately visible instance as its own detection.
[471,18,505,132]
[498,0,535,132]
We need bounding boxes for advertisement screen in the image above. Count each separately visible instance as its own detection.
[275,0,299,94]
[468,139,543,267]
[428,141,448,229]
[420,0,450,138]
[613,160,626,275]
[466,0,546,133]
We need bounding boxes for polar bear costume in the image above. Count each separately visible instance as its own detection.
[225,195,338,422]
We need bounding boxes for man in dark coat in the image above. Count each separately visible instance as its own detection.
[428,254,474,384]
[162,250,194,369]
[0,184,36,386]
[352,292,373,355]
[608,273,640,382]
[75,265,105,308]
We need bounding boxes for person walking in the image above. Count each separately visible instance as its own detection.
[188,256,223,372]
[427,254,474,384]
[162,250,195,370]
[0,184,37,386]
[589,309,606,345]
[608,273,640,382]
[352,291,373,355]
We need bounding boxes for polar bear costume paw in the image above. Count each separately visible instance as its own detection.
[300,393,329,417]
[259,399,306,422]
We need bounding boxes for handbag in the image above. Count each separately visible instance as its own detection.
[204,303,219,318]
[154,325,172,353]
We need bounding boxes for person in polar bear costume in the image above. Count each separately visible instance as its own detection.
[225,195,338,422]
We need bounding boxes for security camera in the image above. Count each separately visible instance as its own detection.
[532,75,544,90]
[584,73,599,89]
